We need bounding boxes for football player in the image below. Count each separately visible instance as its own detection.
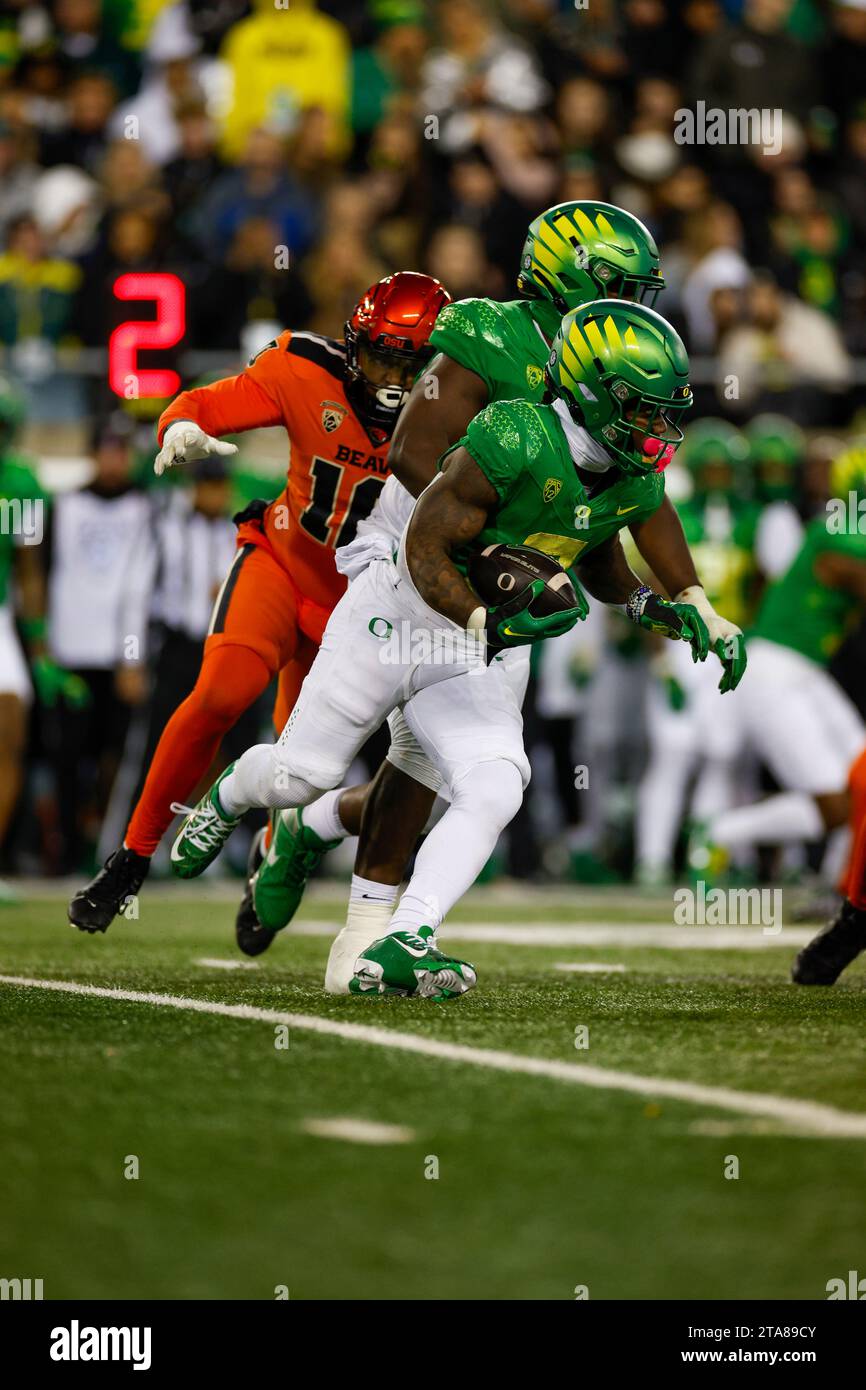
[247,201,748,971]
[636,419,760,882]
[691,443,866,884]
[68,272,450,933]
[0,376,87,898]
[168,301,727,998]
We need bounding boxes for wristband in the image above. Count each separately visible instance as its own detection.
[625,584,654,624]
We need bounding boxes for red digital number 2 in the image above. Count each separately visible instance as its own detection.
[109,272,186,399]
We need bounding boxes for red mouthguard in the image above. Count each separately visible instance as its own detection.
[643,437,676,472]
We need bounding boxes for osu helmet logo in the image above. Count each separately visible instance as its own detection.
[321,400,347,433]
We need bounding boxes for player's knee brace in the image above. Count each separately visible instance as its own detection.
[451,759,525,836]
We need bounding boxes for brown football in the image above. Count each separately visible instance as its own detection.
[467,543,579,617]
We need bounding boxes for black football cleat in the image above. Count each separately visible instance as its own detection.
[68,847,150,933]
[792,900,866,986]
[235,826,277,957]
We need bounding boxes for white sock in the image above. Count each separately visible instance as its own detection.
[324,894,396,994]
[303,788,349,843]
[710,792,824,851]
[387,760,523,936]
[349,873,399,904]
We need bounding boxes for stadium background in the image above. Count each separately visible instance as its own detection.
[2,0,866,889]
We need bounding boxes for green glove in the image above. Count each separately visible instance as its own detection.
[486,578,588,654]
[31,657,91,709]
[714,633,747,694]
[626,585,709,662]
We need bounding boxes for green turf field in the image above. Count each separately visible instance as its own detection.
[1,886,864,1301]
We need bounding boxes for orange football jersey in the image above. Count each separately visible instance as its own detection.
[158,330,390,609]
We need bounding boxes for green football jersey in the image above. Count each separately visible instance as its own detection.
[753,516,866,665]
[428,296,561,405]
[677,496,761,629]
[451,398,665,580]
[0,453,45,607]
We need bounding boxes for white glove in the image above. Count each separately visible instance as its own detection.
[154,420,238,477]
[674,585,741,649]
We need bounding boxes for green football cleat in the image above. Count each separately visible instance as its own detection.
[252,806,341,932]
[349,927,477,1000]
[169,765,240,879]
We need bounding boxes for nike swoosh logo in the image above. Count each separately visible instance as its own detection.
[616,505,640,515]
[393,938,428,958]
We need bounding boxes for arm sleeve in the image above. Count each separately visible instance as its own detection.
[157,332,293,443]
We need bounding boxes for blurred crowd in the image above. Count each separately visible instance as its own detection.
[2,0,866,888]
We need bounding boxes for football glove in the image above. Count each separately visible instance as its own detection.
[154,420,238,477]
[626,584,709,661]
[31,657,91,709]
[674,586,747,693]
[483,577,588,658]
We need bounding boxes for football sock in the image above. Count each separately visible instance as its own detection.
[303,788,350,843]
[349,873,399,904]
[388,759,523,935]
[218,744,322,816]
[125,644,271,856]
[709,792,824,852]
[324,892,397,994]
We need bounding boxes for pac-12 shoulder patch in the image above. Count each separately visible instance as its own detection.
[543,477,562,503]
[321,401,347,433]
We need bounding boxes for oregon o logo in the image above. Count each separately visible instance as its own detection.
[368,617,393,640]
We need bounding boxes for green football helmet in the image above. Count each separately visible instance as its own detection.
[682,418,748,497]
[546,299,692,476]
[0,372,26,453]
[745,414,805,502]
[517,201,665,314]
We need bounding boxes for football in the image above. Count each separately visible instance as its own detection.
[468,543,579,618]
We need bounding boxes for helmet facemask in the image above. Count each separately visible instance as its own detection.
[344,328,433,437]
[600,380,692,474]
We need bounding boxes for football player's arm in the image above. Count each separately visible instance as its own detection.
[627,494,700,597]
[572,534,642,604]
[814,551,866,599]
[388,354,491,499]
[155,372,284,475]
[405,448,496,626]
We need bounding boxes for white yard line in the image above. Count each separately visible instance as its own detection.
[554,962,627,974]
[301,1117,415,1145]
[2,973,864,1139]
[286,921,813,950]
[195,957,259,971]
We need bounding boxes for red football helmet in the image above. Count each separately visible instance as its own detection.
[344,271,451,437]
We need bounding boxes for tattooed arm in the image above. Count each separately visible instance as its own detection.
[404,447,498,625]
